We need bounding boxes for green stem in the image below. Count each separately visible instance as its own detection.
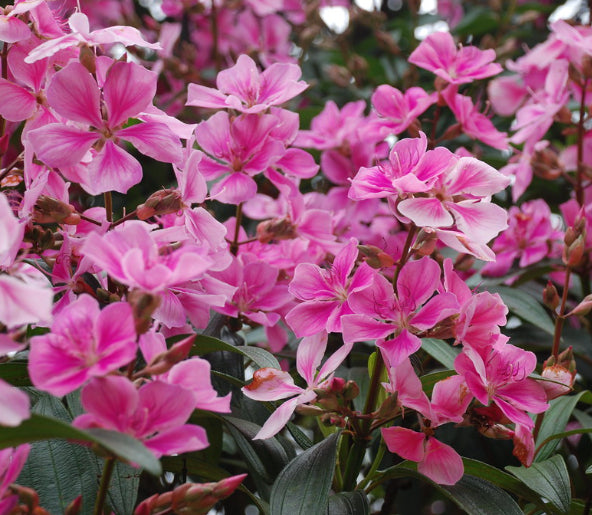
[356,439,386,490]
[342,437,367,491]
[93,457,115,515]
[551,267,572,359]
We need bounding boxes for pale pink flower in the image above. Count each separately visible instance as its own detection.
[242,331,352,439]
[371,85,435,135]
[0,445,30,513]
[25,11,160,63]
[187,54,307,113]
[0,379,30,427]
[29,294,137,396]
[409,31,502,84]
[285,238,375,337]
[74,376,209,458]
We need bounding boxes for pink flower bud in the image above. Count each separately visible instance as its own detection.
[541,364,574,400]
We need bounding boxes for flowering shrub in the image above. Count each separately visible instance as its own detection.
[0,1,591,514]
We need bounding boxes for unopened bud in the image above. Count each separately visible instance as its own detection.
[65,495,82,515]
[34,196,80,225]
[543,281,560,311]
[295,404,326,416]
[137,189,184,220]
[568,294,592,316]
[357,244,395,269]
[127,289,161,335]
[541,364,574,400]
[568,62,584,86]
[413,231,438,257]
[342,380,360,401]
[79,45,96,74]
[582,55,592,80]
[375,30,399,54]
[479,423,514,440]
[374,393,400,421]
[256,218,298,243]
[440,123,463,142]
[140,335,196,377]
[563,233,586,266]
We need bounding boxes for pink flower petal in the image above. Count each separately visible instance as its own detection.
[27,124,98,168]
[86,140,143,194]
[419,438,464,485]
[0,80,36,121]
[398,197,454,228]
[382,426,425,461]
[118,120,182,164]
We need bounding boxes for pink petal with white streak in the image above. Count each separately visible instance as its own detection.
[27,124,97,168]
[0,80,36,121]
[86,140,143,194]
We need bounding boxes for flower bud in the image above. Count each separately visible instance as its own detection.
[543,281,560,311]
[65,496,82,515]
[342,380,360,401]
[79,45,96,74]
[357,244,395,269]
[540,364,574,400]
[568,294,592,316]
[140,335,195,377]
[295,404,326,416]
[33,196,80,225]
[127,290,161,335]
[137,189,184,220]
[256,218,298,243]
[582,55,592,80]
[563,233,586,266]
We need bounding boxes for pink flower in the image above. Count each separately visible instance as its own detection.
[25,11,160,63]
[455,338,548,428]
[242,332,352,439]
[0,445,30,513]
[28,60,182,194]
[285,238,375,337]
[187,54,307,113]
[409,31,502,84]
[74,376,208,458]
[342,257,458,365]
[29,294,137,396]
[371,85,435,135]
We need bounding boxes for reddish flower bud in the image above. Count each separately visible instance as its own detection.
[543,281,560,311]
[33,196,80,225]
[137,189,184,220]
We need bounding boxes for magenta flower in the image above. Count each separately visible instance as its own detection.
[28,60,182,194]
[342,257,458,365]
[409,31,502,84]
[0,445,30,513]
[455,339,549,428]
[74,376,208,458]
[285,238,375,337]
[372,85,435,135]
[187,54,307,113]
[29,294,137,396]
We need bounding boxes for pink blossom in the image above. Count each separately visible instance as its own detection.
[187,54,307,113]
[285,238,375,337]
[342,257,458,365]
[0,191,24,269]
[242,332,352,439]
[28,60,182,194]
[455,338,548,428]
[25,11,160,63]
[482,199,563,277]
[0,445,30,513]
[371,85,435,135]
[29,294,137,396]
[74,376,208,458]
[409,31,502,85]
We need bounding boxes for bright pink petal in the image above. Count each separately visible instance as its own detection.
[296,331,328,385]
[286,301,339,337]
[210,173,257,204]
[397,256,441,308]
[137,381,195,433]
[340,314,394,343]
[0,380,30,426]
[0,275,53,328]
[382,426,425,461]
[0,16,30,43]
[0,80,36,121]
[419,438,464,485]
[145,424,208,457]
[86,140,143,194]
[186,83,230,110]
[103,61,156,127]
[27,124,97,168]
[46,62,102,126]
[254,391,315,440]
[117,120,182,164]
[377,330,422,367]
[448,201,508,244]
[411,292,459,330]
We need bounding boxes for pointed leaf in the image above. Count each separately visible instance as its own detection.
[327,491,370,515]
[535,392,586,462]
[270,432,340,515]
[421,338,459,369]
[506,455,571,515]
[488,286,554,335]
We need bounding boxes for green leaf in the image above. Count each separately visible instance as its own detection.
[192,334,281,370]
[462,458,545,510]
[17,395,98,515]
[373,462,523,515]
[421,338,459,369]
[326,491,369,515]
[270,432,340,515]
[536,392,586,462]
[452,7,499,37]
[587,465,592,475]
[0,362,31,386]
[0,414,161,475]
[488,286,554,335]
[506,455,571,515]
[421,370,455,396]
[97,461,140,515]
[223,416,290,484]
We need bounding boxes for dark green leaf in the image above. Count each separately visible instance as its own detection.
[192,334,281,370]
[421,338,459,369]
[487,286,554,335]
[0,362,31,386]
[326,491,369,515]
[536,392,586,462]
[373,462,523,515]
[452,7,499,37]
[17,395,98,515]
[0,414,161,475]
[98,461,140,515]
[270,432,340,515]
[506,455,571,515]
